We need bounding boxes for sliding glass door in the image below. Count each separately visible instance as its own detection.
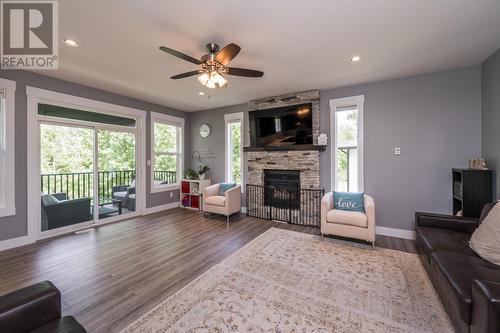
[97,128,136,222]
[40,123,95,232]
[38,105,140,236]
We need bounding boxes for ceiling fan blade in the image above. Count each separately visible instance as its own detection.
[215,43,241,65]
[227,67,264,77]
[170,70,202,79]
[159,46,202,65]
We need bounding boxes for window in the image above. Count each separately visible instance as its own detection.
[151,112,184,192]
[0,78,16,217]
[330,95,364,193]
[225,112,243,184]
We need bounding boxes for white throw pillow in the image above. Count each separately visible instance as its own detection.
[470,202,500,266]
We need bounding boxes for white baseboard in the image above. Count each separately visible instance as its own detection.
[376,226,416,240]
[142,201,180,215]
[0,235,33,252]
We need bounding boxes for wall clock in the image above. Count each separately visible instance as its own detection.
[199,124,211,138]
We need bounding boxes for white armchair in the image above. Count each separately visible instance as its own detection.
[321,192,376,247]
[203,184,242,227]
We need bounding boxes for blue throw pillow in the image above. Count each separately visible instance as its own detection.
[333,191,365,212]
[219,182,236,196]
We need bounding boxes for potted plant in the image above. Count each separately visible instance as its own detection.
[198,166,210,180]
[184,168,199,180]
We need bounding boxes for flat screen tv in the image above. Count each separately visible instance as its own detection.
[249,103,313,147]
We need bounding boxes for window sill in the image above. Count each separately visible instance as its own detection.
[0,206,16,218]
[150,183,179,194]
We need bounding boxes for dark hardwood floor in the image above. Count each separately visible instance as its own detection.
[0,208,415,332]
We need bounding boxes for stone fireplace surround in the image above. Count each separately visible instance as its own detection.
[245,90,321,190]
[247,151,320,189]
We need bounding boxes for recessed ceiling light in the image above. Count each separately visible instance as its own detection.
[351,55,361,62]
[63,39,79,47]
[198,91,205,96]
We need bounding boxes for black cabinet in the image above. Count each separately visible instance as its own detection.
[452,168,493,218]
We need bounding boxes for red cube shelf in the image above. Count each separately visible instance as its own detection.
[181,181,190,194]
[191,195,199,209]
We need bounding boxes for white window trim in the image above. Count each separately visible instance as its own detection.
[150,112,184,193]
[26,86,147,242]
[329,95,365,192]
[224,112,244,188]
[0,78,16,217]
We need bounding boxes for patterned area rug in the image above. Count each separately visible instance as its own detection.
[123,228,454,332]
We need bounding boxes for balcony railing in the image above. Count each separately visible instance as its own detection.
[41,170,177,204]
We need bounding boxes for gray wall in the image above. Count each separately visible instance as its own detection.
[189,104,248,202]
[189,66,482,230]
[320,66,481,230]
[0,70,188,241]
[481,48,500,199]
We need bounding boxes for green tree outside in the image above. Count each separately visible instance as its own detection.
[229,123,241,183]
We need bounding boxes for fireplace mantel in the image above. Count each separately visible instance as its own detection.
[243,144,326,152]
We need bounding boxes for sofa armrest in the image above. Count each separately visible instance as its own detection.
[415,212,479,234]
[364,194,376,242]
[471,279,500,333]
[225,185,242,214]
[0,281,61,333]
[203,184,220,198]
[321,192,334,227]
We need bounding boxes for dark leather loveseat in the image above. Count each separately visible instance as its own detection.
[0,281,86,333]
[416,203,500,333]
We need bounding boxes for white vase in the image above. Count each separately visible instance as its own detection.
[199,173,205,180]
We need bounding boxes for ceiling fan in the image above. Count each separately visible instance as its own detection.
[159,42,264,89]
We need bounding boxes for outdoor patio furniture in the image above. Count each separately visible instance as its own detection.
[112,180,135,208]
[91,199,123,218]
[41,193,92,230]
[128,193,136,211]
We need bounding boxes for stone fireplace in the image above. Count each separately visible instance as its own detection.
[245,89,322,191]
[244,90,323,226]
[247,151,320,189]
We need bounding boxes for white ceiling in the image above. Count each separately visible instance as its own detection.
[39,0,500,111]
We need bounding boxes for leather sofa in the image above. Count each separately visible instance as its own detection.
[0,281,86,333]
[415,203,500,333]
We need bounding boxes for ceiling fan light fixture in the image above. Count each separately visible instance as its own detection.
[218,78,228,88]
[213,72,228,88]
[162,42,263,89]
[205,77,216,89]
[197,73,210,86]
[197,71,228,89]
